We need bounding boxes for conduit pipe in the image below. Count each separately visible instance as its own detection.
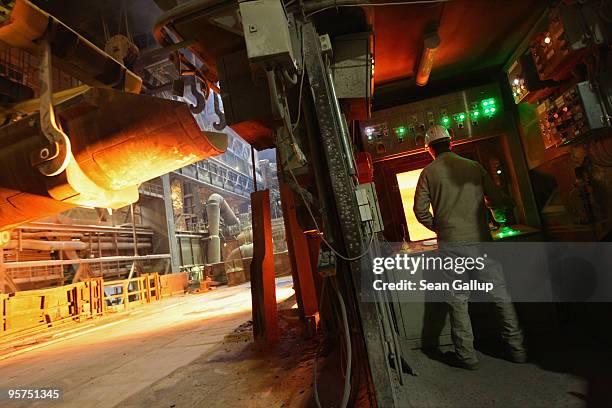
[225,243,254,264]
[205,193,239,264]
[5,239,87,251]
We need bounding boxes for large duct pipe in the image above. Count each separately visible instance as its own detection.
[5,239,87,251]
[205,193,239,264]
[226,243,254,263]
[5,239,152,251]
[0,86,227,232]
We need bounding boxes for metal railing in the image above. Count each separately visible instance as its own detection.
[103,273,161,311]
[0,272,188,339]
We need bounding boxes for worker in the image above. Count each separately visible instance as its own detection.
[413,124,527,370]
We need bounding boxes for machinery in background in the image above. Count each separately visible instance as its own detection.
[0,0,228,246]
[205,193,239,265]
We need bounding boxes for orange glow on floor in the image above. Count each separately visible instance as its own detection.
[0,277,295,362]
[396,170,436,242]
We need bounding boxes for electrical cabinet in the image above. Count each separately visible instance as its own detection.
[507,52,555,105]
[529,4,606,81]
[536,81,607,148]
[239,0,296,71]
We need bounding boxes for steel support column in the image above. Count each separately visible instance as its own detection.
[162,174,181,272]
[279,183,319,334]
[302,22,398,406]
[250,189,278,343]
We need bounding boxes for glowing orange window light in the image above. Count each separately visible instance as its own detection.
[396,169,436,242]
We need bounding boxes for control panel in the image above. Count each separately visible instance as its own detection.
[529,4,605,82]
[507,2,609,105]
[360,84,506,161]
[536,81,606,148]
[507,52,555,105]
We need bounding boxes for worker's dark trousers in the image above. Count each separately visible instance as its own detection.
[439,244,525,364]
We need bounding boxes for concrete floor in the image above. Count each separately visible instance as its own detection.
[398,334,612,408]
[0,277,295,408]
[119,308,319,408]
[3,278,610,408]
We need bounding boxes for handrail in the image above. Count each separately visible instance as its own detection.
[0,272,188,339]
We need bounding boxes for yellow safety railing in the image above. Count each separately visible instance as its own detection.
[0,272,190,339]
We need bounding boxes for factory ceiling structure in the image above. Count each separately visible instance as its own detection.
[0,0,612,407]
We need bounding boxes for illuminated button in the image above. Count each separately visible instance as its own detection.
[440,116,451,127]
[395,126,407,137]
[481,98,497,109]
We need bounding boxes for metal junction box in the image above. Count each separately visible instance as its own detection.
[355,182,383,233]
[239,0,296,71]
[332,32,372,99]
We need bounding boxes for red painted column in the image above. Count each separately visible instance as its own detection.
[250,189,278,343]
[304,230,323,304]
[279,184,319,334]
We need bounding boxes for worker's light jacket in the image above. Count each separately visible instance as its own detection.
[413,152,505,243]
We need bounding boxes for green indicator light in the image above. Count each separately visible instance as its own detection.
[481,98,497,109]
[490,107,496,113]
[453,112,467,122]
[485,108,490,114]
[395,126,407,136]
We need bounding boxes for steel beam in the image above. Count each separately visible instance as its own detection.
[302,22,398,406]
[162,174,181,272]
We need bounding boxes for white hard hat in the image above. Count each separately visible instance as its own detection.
[424,125,451,147]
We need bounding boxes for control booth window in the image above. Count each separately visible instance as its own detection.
[396,169,436,242]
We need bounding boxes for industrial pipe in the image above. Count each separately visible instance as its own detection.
[6,239,87,251]
[205,193,239,264]
[226,243,254,263]
[87,242,153,251]
[237,230,253,246]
